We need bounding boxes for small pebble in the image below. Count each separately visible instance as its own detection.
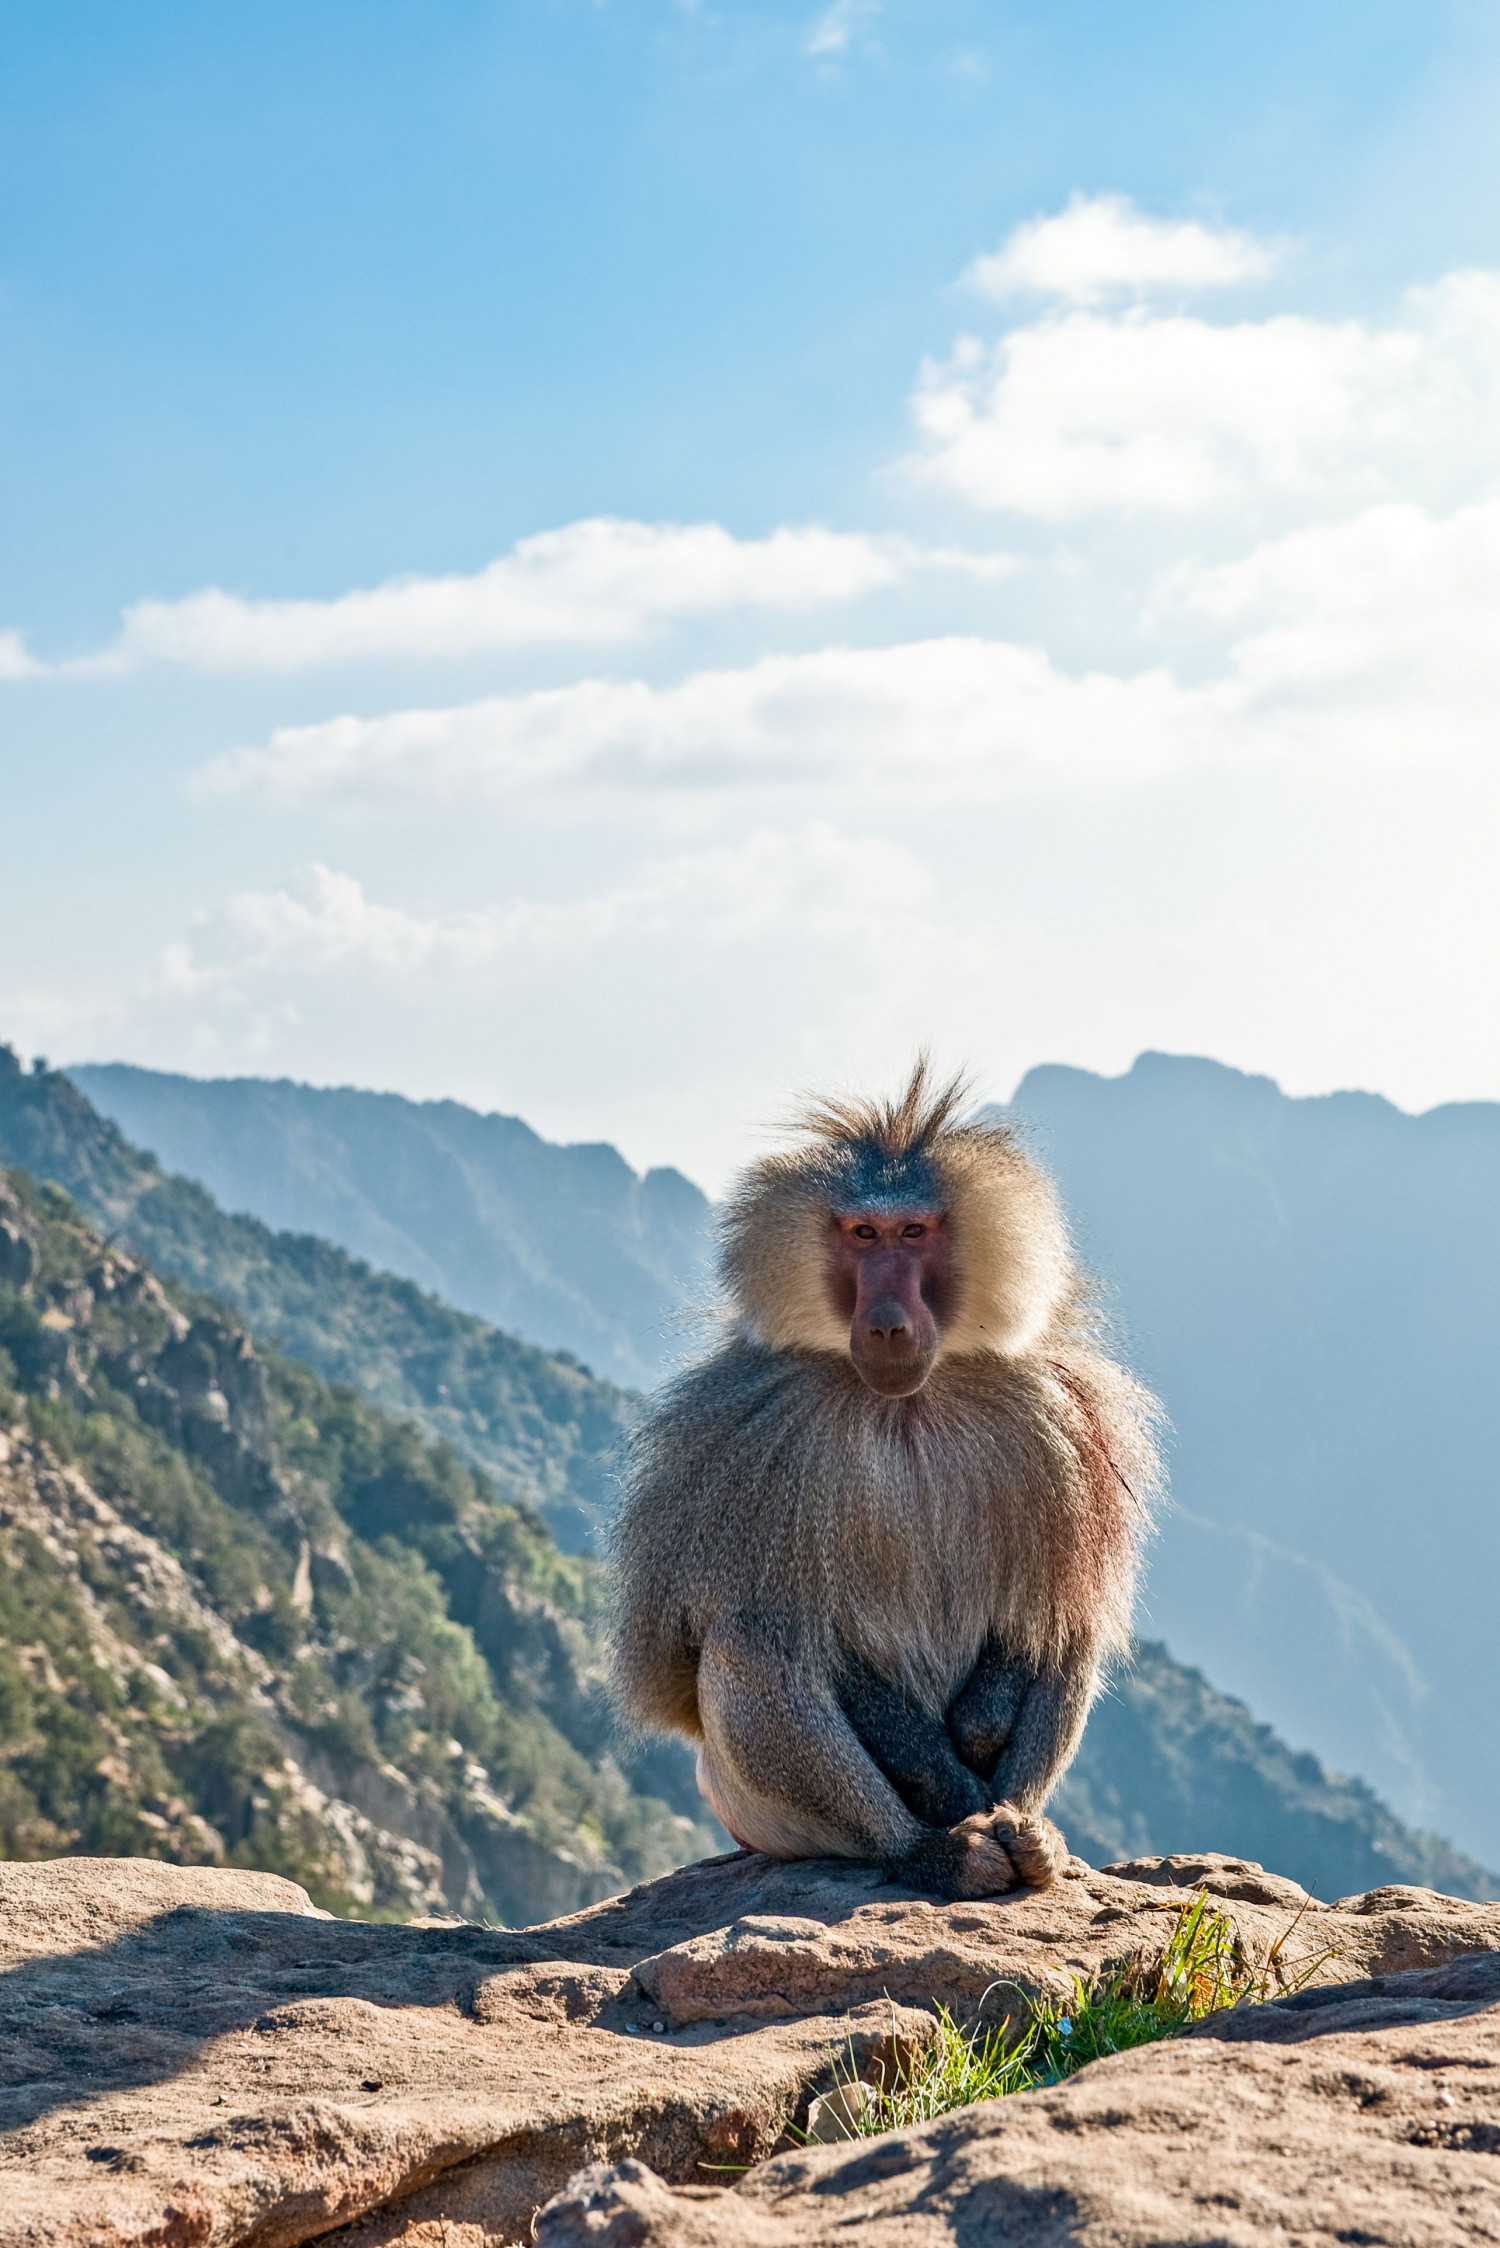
[652,2021,666,2033]
[625,2024,640,2034]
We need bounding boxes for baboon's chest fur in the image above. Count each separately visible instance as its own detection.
[651,1342,1118,1703]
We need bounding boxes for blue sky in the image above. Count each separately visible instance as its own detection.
[7,0,1496,625]
[6,1,1500,1182]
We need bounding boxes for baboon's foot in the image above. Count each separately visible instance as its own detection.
[891,1803,1067,1900]
[984,1800,1069,1889]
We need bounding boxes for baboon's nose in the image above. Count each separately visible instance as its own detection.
[866,1301,914,1345]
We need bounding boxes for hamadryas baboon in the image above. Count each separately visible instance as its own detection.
[611,1062,1160,1898]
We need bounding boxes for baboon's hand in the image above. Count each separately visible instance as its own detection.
[890,1803,1067,1901]
[983,1800,1070,1889]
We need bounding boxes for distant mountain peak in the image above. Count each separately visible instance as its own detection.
[67,1061,716,1389]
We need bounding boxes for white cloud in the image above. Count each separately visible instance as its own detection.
[18,199,1500,1183]
[57,519,913,676]
[195,637,1199,807]
[965,194,1279,306]
[1170,497,1500,710]
[806,0,879,59]
[194,478,1500,820]
[914,271,1500,519]
[118,832,986,1138]
[56,747,1500,1195]
[71,820,1129,1193]
[191,867,505,977]
[172,832,931,989]
[0,630,41,681]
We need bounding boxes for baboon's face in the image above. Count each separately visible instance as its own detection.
[830,1207,956,1397]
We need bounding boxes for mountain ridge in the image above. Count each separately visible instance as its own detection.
[68,1062,715,1389]
[63,1050,1500,1855]
[1,1049,634,1555]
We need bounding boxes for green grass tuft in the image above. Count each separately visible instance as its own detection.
[812,1890,1339,2141]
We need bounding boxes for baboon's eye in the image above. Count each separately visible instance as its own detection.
[852,1223,878,1241]
[900,1223,927,1239]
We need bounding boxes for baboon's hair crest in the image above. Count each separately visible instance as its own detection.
[795,1055,972,1161]
[788,1058,978,1214]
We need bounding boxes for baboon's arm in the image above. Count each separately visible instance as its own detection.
[837,1650,990,1828]
[990,1662,1095,1811]
[949,1638,1095,1812]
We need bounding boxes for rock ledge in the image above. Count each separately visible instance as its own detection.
[1,1850,1497,2246]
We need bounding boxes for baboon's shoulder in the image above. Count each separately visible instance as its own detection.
[632,1343,850,1491]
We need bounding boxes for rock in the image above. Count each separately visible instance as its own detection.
[3,1850,1498,2246]
[540,1951,1500,2244]
[0,1218,35,1288]
[802,2078,878,2143]
[1100,1851,1317,1909]
[0,1854,327,1953]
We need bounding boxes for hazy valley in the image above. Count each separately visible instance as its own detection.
[70,1062,714,1390]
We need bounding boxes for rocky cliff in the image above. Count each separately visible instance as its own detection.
[0,1168,718,1925]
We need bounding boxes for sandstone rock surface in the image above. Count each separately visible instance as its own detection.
[2,1850,1497,2246]
[542,1949,1500,2246]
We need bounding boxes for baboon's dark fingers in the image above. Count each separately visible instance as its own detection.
[889,1814,1019,1901]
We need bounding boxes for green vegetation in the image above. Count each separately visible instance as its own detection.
[0,1164,718,1921]
[817,1891,1337,2140]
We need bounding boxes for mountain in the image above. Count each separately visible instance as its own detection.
[5,1045,1496,1905]
[1054,1642,1496,1903]
[64,1051,1500,1861]
[1007,1052,1500,1866]
[69,1064,715,1388]
[1,1049,633,1555]
[0,1166,720,1924]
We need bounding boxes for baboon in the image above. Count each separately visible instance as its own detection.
[611,1062,1160,1899]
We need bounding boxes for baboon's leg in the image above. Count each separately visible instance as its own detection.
[696,1626,1054,1898]
[837,1650,990,1828]
[696,1627,923,1861]
[947,1637,1033,1780]
[986,1659,1096,1812]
